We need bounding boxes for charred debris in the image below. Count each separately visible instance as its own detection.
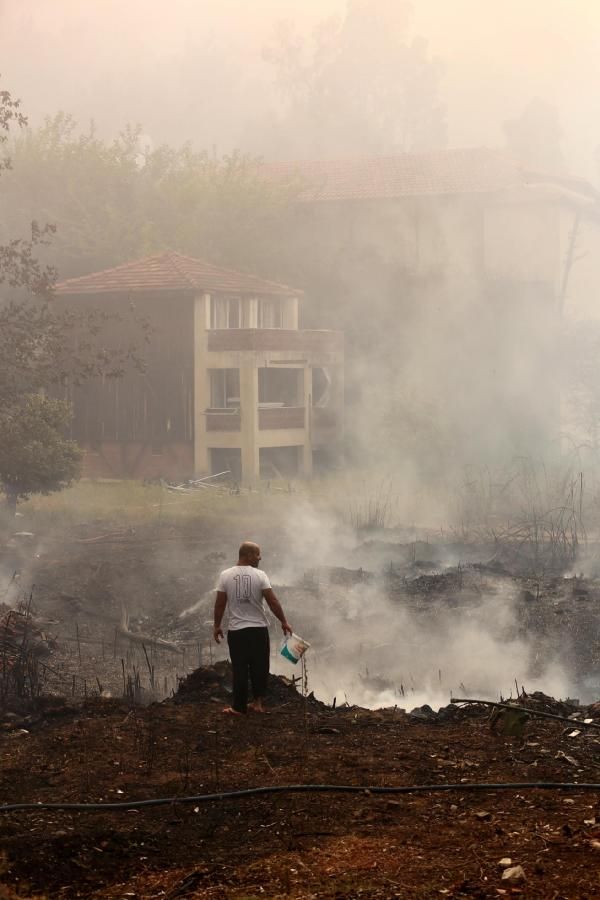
[2,526,600,723]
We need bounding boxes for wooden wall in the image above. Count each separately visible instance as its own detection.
[65,291,195,475]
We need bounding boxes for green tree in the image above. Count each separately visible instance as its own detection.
[0,85,57,294]
[0,394,82,514]
[0,83,149,513]
[0,83,80,513]
[0,114,298,283]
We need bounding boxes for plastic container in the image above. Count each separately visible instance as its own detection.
[280,633,310,664]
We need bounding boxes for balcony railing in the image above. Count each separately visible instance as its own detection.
[206,410,241,431]
[205,407,306,432]
[207,328,343,354]
[258,406,305,430]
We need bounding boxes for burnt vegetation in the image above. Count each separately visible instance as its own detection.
[2,506,600,897]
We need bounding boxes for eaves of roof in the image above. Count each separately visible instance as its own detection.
[54,251,302,298]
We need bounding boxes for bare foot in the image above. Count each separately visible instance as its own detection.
[248,701,267,714]
[222,706,243,716]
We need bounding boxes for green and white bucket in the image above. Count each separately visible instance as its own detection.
[280,633,310,664]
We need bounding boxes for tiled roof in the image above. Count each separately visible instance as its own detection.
[54,251,301,297]
[264,148,525,202]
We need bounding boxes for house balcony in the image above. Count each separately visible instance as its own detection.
[258,405,305,430]
[206,410,241,431]
[206,406,307,433]
[207,328,343,355]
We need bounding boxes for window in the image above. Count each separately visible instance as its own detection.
[258,367,301,407]
[312,367,332,407]
[258,298,282,329]
[210,297,241,329]
[209,369,240,408]
[228,298,240,328]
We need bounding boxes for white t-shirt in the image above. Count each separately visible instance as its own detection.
[216,565,272,631]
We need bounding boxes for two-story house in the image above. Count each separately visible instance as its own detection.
[55,252,344,483]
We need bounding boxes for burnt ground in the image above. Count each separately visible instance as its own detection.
[3,682,600,898]
[2,514,600,897]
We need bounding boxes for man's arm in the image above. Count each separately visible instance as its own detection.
[263,588,292,635]
[213,591,227,643]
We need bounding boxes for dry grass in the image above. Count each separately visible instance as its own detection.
[450,458,589,571]
[5,478,307,530]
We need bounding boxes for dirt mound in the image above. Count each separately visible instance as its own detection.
[173,661,327,710]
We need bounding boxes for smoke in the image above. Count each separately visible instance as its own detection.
[265,498,357,585]
[2,1,600,172]
[178,498,578,710]
[2,1,600,710]
[0,530,47,609]
[287,580,571,710]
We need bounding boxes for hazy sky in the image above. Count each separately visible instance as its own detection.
[1,0,599,175]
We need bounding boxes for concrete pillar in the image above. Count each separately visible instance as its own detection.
[301,365,313,477]
[193,294,210,474]
[240,358,259,484]
[283,297,298,330]
[247,298,258,329]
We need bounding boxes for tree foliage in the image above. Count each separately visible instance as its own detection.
[262,0,446,157]
[0,394,82,513]
[0,87,57,296]
[0,113,298,283]
[0,82,150,511]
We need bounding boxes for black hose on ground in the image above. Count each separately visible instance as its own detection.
[1,781,600,813]
[451,697,600,730]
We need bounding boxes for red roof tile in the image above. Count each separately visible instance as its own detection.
[54,251,301,297]
[264,148,525,202]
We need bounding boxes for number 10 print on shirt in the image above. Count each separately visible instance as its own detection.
[234,573,252,602]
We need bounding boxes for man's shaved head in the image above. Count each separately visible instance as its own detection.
[239,541,261,564]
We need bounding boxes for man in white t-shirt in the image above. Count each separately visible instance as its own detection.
[213,541,292,715]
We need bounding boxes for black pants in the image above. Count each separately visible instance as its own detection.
[227,627,270,714]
